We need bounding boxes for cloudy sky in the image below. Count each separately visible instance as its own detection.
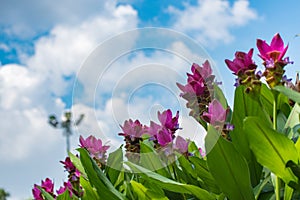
[1,0,300,199]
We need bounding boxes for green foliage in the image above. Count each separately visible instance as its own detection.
[244,117,299,185]
[206,125,255,200]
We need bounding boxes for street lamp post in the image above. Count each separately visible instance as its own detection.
[48,111,84,153]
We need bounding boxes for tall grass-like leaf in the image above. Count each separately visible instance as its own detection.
[126,162,215,200]
[130,180,169,200]
[230,86,268,186]
[78,148,125,200]
[80,176,99,200]
[244,117,299,185]
[205,125,255,200]
[274,86,300,103]
[139,141,170,178]
[105,147,123,185]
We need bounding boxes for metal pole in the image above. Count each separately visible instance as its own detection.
[65,129,71,153]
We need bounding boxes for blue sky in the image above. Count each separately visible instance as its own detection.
[1,0,300,199]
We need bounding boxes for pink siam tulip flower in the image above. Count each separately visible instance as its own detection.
[225,48,257,75]
[156,128,173,147]
[41,178,54,193]
[32,185,43,200]
[157,109,179,132]
[79,135,110,160]
[32,178,55,199]
[60,157,76,172]
[256,33,292,88]
[146,109,180,147]
[177,60,216,121]
[174,136,189,154]
[202,99,227,126]
[147,121,161,137]
[60,157,81,180]
[257,33,288,64]
[119,119,146,138]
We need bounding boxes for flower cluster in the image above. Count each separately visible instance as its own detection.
[177,60,232,138]
[59,157,83,197]
[119,109,190,160]
[32,157,83,199]
[32,178,55,200]
[257,33,292,88]
[33,136,110,199]
[225,48,261,93]
[148,109,180,147]
[177,61,216,122]
[118,119,147,161]
[79,135,110,167]
[226,33,293,90]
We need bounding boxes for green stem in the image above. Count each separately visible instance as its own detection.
[273,95,277,131]
[273,92,280,200]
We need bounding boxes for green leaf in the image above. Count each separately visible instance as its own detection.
[260,83,274,117]
[105,147,123,185]
[126,162,215,200]
[78,148,125,200]
[213,84,228,108]
[80,176,99,200]
[68,151,86,177]
[286,104,300,141]
[188,141,200,157]
[230,86,266,186]
[177,153,197,179]
[205,125,255,200]
[244,117,299,185]
[284,184,294,200]
[274,86,300,103]
[189,156,220,194]
[130,180,169,200]
[139,141,170,178]
[277,111,288,134]
[277,92,291,117]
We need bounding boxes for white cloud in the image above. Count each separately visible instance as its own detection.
[170,0,257,45]
[0,2,139,198]
[0,64,66,161]
[0,0,119,38]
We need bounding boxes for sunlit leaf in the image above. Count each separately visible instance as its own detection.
[205,125,254,200]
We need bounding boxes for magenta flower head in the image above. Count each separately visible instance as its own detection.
[119,119,148,162]
[148,109,180,147]
[60,157,75,172]
[79,135,110,161]
[157,109,179,133]
[225,48,261,93]
[202,99,233,139]
[202,99,227,126]
[32,178,55,199]
[174,136,189,154]
[225,48,257,75]
[156,128,173,147]
[177,60,215,121]
[32,185,43,200]
[257,33,292,88]
[257,33,288,64]
[60,157,81,181]
[119,119,146,138]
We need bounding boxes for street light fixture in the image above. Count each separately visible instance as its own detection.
[48,111,84,153]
